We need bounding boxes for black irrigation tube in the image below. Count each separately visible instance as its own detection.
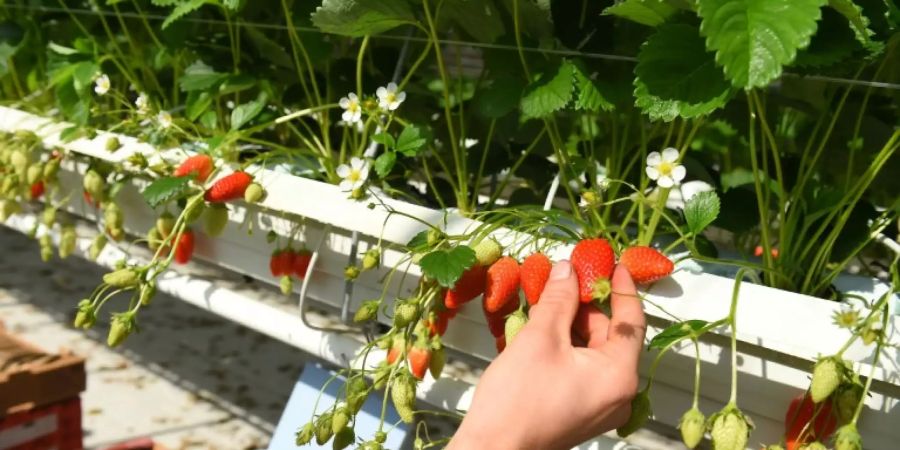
[4,3,900,91]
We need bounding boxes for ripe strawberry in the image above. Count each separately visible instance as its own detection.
[204,171,252,203]
[521,252,552,305]
[426,309,453,336]
[386,337,406,365]
[618,246,674,284]
[292,249,313,279]
[173,154,214,182]
[571,238,615,302]
[173,228,195,264]
[407,343,431,379]
[785,393,837,450]
[495,335,506,353]
[444,264,487,309]
[483,257,520,313]
[270,249,287,277]
[29,181,44,199]
[754,245,780,259]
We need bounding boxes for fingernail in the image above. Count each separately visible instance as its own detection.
[549,260,572,280]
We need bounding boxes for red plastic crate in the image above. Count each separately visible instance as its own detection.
[0,396,82,450]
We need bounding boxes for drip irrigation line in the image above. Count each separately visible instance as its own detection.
[2,2,899,91]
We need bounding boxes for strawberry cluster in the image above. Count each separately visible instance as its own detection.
[270,247,313,295]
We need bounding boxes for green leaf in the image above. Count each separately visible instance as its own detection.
[218,74,256,95]
[0,22,26,75]
[395,126,427,156]
[520,60,575,120]
[244,26,293,69]
[419,246,477,288]
[311,0,415,37]
[795,8,858,67]
[602,0,677,26]
[440,0,506,43]
[200,110,218,129]
[230,92,268,130]
[573,63,614,112]
[72,61,99,95]
[371,132,396,149]
[186,91,212,121]
[151,0,179,5]
[828,0,883,53]
[56,79,89,125]
[406,230,430,250]
[649,320,709,350]
[475,75,525,118]
[162,0,207,29]
[179,61,227,92]
[683,191,721,235]
[142,176,192,208]
[698,0,828,88]
[374,151,396,178]
[634,24,732,121]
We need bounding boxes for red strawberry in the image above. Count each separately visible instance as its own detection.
[386,337,406,365]
[571,238,616,302]
[173,154,214,182]
[444,264,487,309]
[483,257,520,313]
[785,393,837,450]
[754,245,780,259]
[618,246,674,284]
[521,252,552,305]
[173,228,195,265]
[29,181,45,199]
[426,310,452,336]
[407,344,431,380]
[484,296,518,338]
[269,249,288,277]
[83,190,100,208]
[495,335,506,353]
[292,249,313,279]
[204,171,252,203]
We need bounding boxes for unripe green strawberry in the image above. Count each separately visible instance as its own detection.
[374,431,386,444]
[26,163,43,184]
[504,310,528,345]
[203,204,228,236]
[39,235,53,262]
[473,238,502,266]
[393,299,419,328]
[833,424,861,450]
[89,234,107,260]
[353,300,380,323]
[617,389,651,437]
[83,170,105,201]
[295,423,314,445]
[678,407,706,448]
[104,203,124,230]
[332,427,354,450]
[391,371,416,423]
[834,382,863,423]
[372,362,391,390]
[139,283,156,306]
[105,137,121,152]
[800,443,827,450]
[42,206,56,227]
[426,228,443,245]
[709,408,750,450]
[359,442,383,450]
[0,200,21,221]
[103,268,141,288]
[344,265,361,280]
[764,445,785,450]
[10,150,28,176]
[43,158,61,180]
[243,182,265,203]
[280,275,293,295]
[1,176,18,195]
[361,248,380,271]
[156,212,175,238]
[107,312,136,347]
[331,406,350,434]
[429,339,445,379]
[811,357,843,403]
[346,377,369,414]
[59,225,76,259]
[183,202,205,224]
[315,412,334,445]
[147,227,162,251]
[74,299,96,329]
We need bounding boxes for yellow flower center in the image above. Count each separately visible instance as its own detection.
[657,161,674,177]
[385,93,397,103]
[348,102,359,112]
[348,169,361,182]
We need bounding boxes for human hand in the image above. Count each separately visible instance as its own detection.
[447,261,646,450]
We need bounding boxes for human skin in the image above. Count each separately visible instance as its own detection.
[447,261,646,450]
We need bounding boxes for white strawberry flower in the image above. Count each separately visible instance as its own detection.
[339,93,363,124]
[336,157,370,192]
[376,82,406,111]
[157,111,173,129]
[135,93,150,115]
[94,74,110,96]
[646,147,686,188]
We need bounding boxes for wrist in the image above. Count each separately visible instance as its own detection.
[449,415,529,450]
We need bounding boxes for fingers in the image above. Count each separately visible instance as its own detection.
[605,265,646,366]
[526,260,580,344]
[573,304,610,349]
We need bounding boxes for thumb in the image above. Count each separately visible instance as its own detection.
[526,260,579,343]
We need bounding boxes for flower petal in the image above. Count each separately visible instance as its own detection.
[336,164,351,178]
[671,164,686,182]
[387,82,398,92]
[339,180,353,191]
[348,93,358,101]
[646,151,661,166]
[645,166,660,180]
[339,97,350,109]
[662,147,679,162]
[396,91,406,102]
[376,87,387,98]
[657,175,674,188]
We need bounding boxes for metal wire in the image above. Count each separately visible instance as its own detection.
[5,2,899,91]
